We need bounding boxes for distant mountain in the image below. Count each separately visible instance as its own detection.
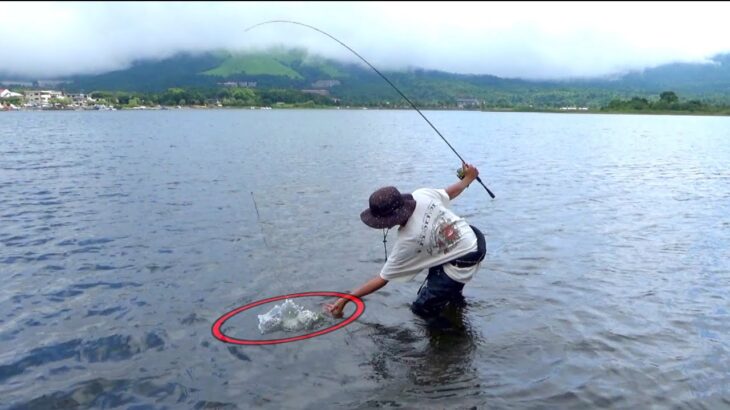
[62,53,224,91]
[577,53,730,102]
[64,49,366,92]
[53,49,611,107]
[5,49,730,107]
[612,54,730,97]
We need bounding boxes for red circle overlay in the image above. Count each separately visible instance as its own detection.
[211,291,365,345]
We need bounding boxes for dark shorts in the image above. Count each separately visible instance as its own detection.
[411,225,486,319]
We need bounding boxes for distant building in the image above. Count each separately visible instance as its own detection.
[456,98,481,108]
[24,90,64,106]
[301,89,330,96]
[0,89,23,98]
[218,81,257,88]
[68,93,94,104]
[1,102,20,110]
[311,80,341,88]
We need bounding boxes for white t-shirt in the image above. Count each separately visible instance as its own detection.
[379,188,479,284]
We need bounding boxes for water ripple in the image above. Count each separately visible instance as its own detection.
[1,111,729,408]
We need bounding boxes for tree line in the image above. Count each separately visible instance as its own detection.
[87,87,338,108]
[601,91,730,114]
[11,86,730,114]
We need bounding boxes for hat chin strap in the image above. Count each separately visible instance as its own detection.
[382,228,390,261]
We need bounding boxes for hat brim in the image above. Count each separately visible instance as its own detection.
[360,194,416,229]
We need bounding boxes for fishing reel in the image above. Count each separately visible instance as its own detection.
[456,166,466,180]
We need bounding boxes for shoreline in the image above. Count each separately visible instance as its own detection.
[4,105,730,117]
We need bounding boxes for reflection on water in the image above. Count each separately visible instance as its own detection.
[353,303,483,408]
[1,110,729,408]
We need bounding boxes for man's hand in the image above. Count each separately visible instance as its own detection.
[447,162,480,199]
[324,298,346,318]
[461,162,479,184]
[324,276,388,319]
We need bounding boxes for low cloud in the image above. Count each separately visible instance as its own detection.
[2,2,729,79]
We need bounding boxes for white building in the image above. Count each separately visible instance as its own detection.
[0,89,23,98]
[301,89,329,96]
[456,98,481,108]
[68,93,95,105]
[218,81,257,88]
[24,90,64,106]
[311,80,340,88]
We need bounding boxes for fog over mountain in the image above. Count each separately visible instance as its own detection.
[2,2,730,80]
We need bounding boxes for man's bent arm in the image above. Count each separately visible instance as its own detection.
[445,163,479,200]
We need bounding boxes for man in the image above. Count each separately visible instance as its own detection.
[326,163,486,322]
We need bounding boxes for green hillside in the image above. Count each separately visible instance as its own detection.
[201,48,346,80]
[298,54,348,78]
[12,48,730,108]
[203,54,303,79]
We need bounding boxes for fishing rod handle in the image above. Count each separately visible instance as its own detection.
[458,167,495,199]
[476,176,496,199]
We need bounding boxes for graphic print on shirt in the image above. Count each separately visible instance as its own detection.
[418,201,461,256]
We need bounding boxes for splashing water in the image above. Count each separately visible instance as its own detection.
[257,299,325,334]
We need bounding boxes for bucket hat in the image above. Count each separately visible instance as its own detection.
[360,186,417,229]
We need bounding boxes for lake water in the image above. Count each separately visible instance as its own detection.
[1,109,729,409]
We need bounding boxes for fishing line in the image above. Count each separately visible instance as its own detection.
[244,20,496,199]
[250,191,269,248]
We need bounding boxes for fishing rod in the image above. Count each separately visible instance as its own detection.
[244,20,496,199]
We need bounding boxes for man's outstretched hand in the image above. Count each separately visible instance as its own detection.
[324,298,346,318]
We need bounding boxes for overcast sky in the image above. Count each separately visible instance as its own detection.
[3,1,730,79]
